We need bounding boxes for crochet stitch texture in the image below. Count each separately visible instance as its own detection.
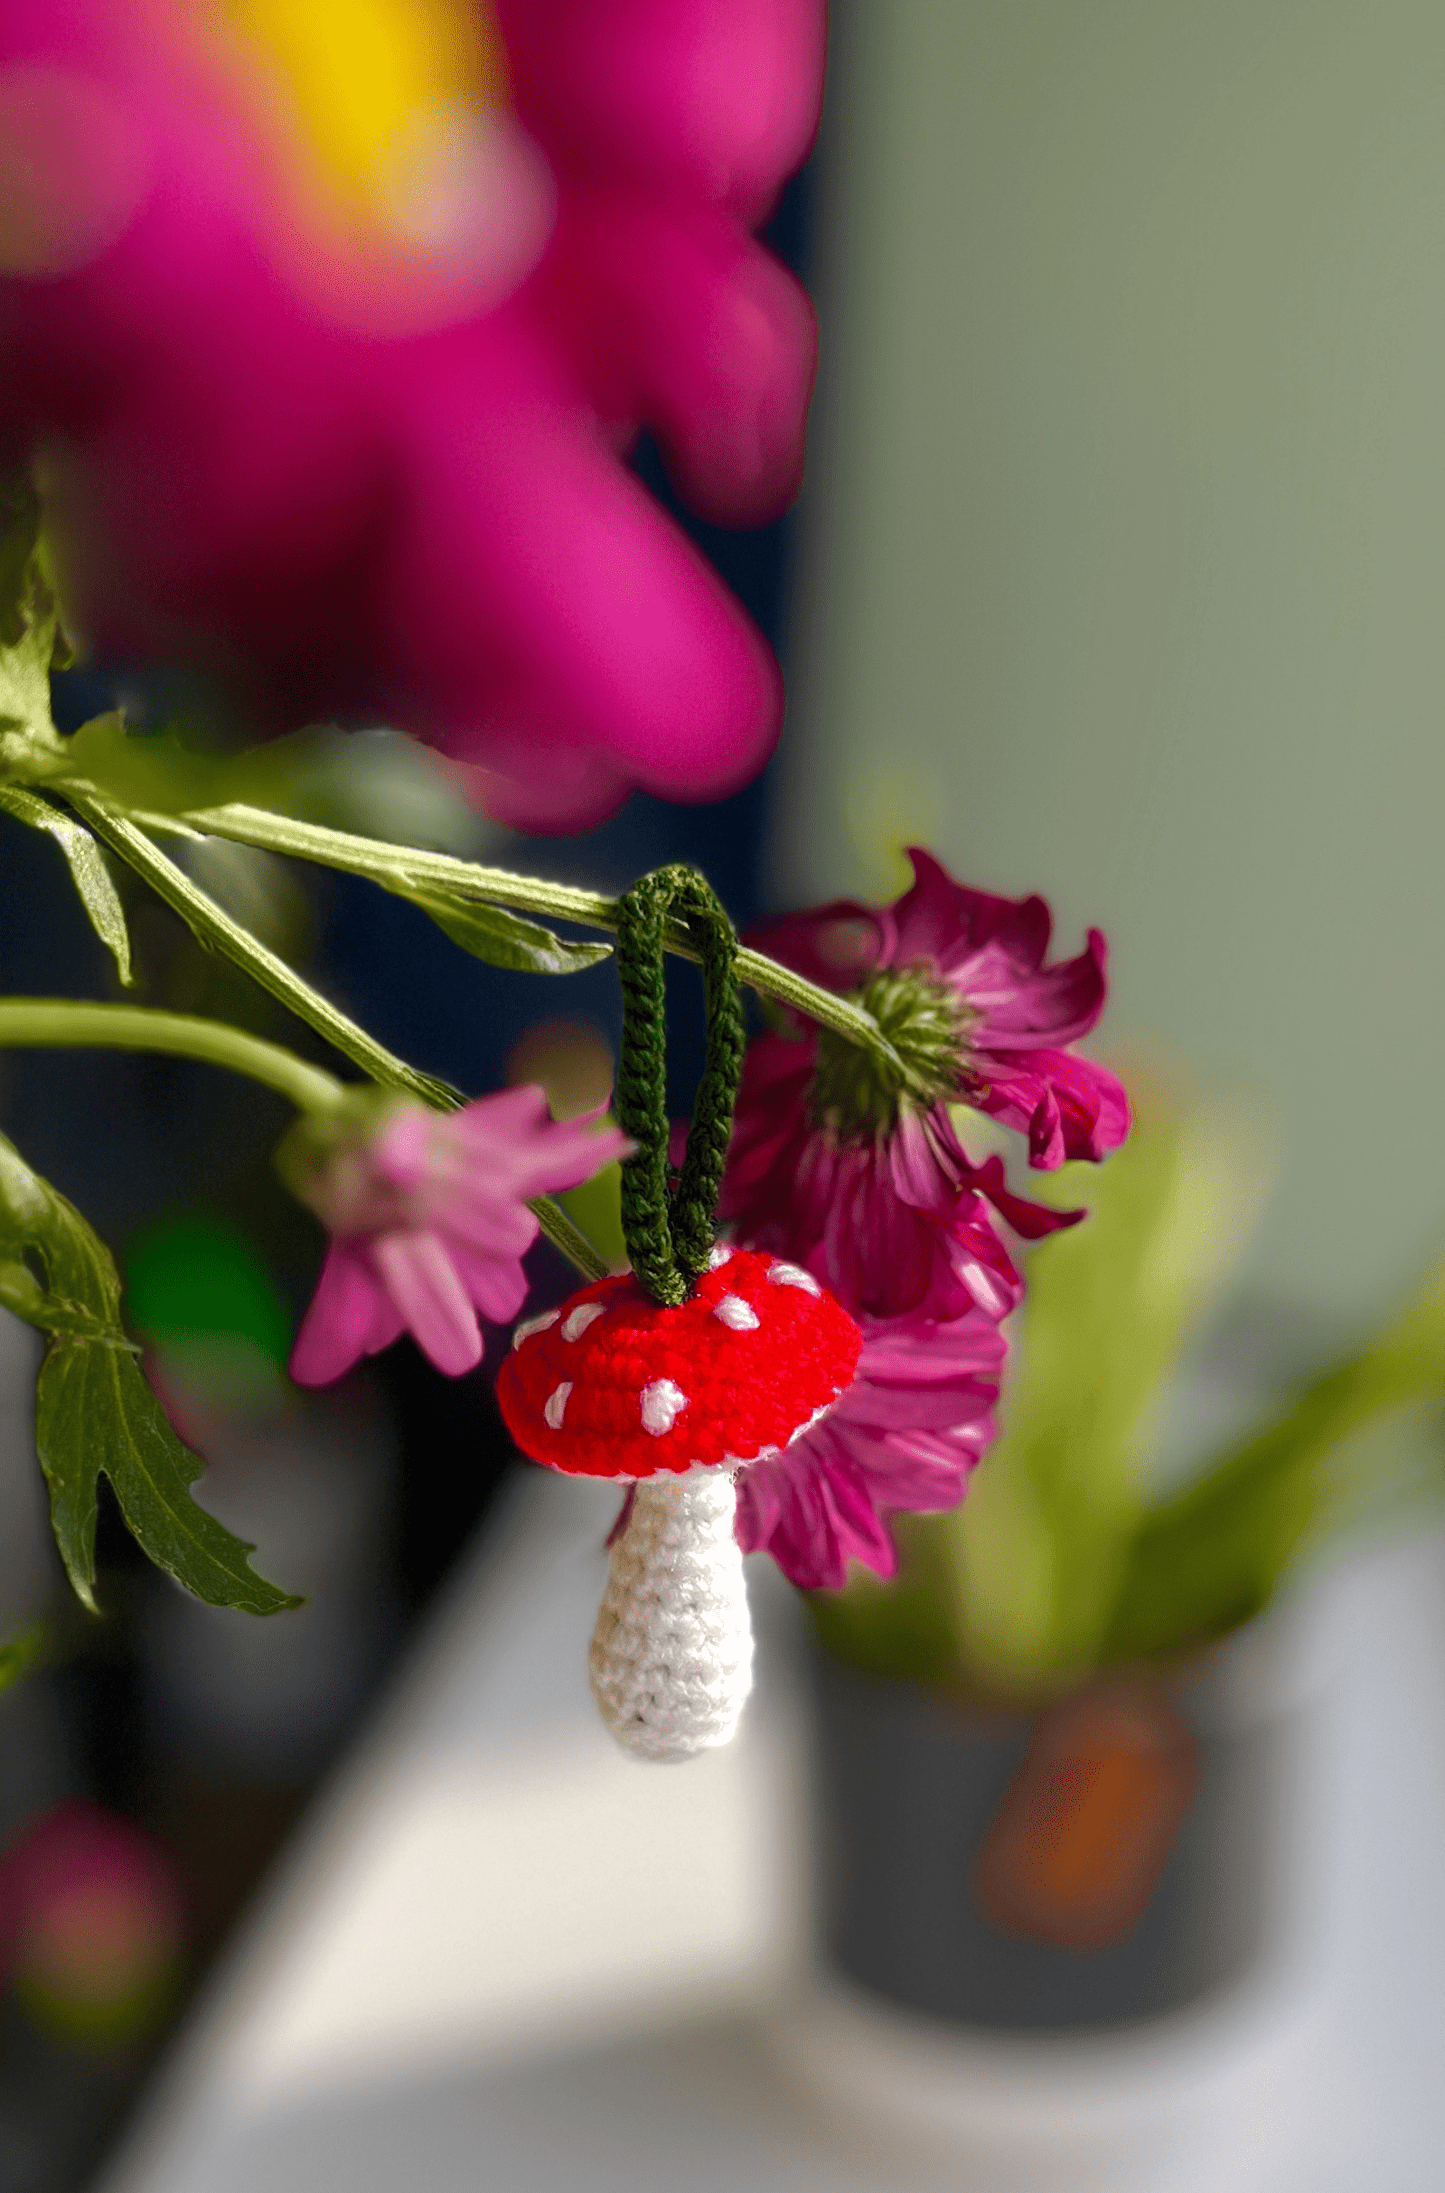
[496,1247,863,1478]
[588,1471,752,1761]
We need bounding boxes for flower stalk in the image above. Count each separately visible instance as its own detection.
[0,998,346,1112]
[115,800,903,1076]
[64,788,460,1109]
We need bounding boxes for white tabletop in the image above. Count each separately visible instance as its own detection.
[96,1472,1445,2193]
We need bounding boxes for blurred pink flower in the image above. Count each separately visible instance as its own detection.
[0,0,824,829]
[286,1086,629,1383]
[734,1304,1006,1589]
[1,1802,183,2037]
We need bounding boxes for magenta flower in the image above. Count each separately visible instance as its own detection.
[748,849,1130,1171]
[0,0,824,830]
[285,1087,628,1384]
[717,848,1124,1321]
[734,1304,1007,1590]
[720,1032,1079,1321]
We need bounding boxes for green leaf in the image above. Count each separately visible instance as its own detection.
[0,1132,299,1617]
[49,773,614,977]
[52,718,496,854]
[1104,1256,1445,1662]
[0,1623,43,1697]
[0,473,67,756]
[809,1080,1271,1699]
[0,785,133,983]
[52,736,611,977]
[382,882,611,974]
[945,1086,1269,1690]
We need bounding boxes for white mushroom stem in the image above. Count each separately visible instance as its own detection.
[588,1471,754,1763]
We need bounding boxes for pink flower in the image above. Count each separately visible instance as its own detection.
[720,1031,1079,1320]
[0,0,824,830]
[734,1305,1007,1590]
[285,1086,628,1383]
[717,848,1122,1319]
[748,849,1130,1171]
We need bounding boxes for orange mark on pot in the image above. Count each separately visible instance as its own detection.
[976,1681,1200,1951]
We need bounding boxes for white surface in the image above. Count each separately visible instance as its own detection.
[98,1479,1445,2193]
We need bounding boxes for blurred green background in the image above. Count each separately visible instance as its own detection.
[780,0,1445,1333]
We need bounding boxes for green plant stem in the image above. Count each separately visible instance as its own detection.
[65,787,459,1107]
[127,802,901,1072]
[0,998,346,1111]
[528,1197,610,1283]
[59,791,608,1283]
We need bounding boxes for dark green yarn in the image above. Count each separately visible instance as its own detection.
[614,865,745,1305]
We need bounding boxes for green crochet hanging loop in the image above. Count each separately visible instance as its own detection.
[614,864,745,1306]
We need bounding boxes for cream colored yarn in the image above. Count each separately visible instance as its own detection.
[588,1471,753,1762]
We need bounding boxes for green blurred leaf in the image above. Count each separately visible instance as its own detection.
[810,1078,1270,1698]
[1105,1257,1445,1661]
[0,1623,43,1697]
[0,1132,299,1617]
[558,1153,628,1273]
[0,785,133,983]
[54,719,496,852]
[51,722,610,975]
[0,473,69,754]
[384,883,611,974]
[947,1084,1268,1690]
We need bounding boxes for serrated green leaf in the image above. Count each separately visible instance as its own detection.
[0,1623,42,1697]
[384,882,611,974]
[0,785,133,983]
[0,1132,298,1617]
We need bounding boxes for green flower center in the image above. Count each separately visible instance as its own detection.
[809,966,971,1140]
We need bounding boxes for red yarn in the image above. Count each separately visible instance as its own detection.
[497,1248,863,1480]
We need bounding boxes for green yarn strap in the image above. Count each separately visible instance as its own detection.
[615,865,745,1306]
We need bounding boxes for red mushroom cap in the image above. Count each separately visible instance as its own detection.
[497,1247,863,1480]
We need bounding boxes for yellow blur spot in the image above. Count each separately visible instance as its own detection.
[221,0,503,221]
[842,762,938,900]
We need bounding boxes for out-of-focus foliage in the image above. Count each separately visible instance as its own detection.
[811,1074,1445,1699]
[0,783,132,983]
[1105,1261,1445,1660]
[0,1624,43,1697]
[53,714,481,843]
[48,719,612,975]
[0,1131,298,1618]
[0,473,69,745]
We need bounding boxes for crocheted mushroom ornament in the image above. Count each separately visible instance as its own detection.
[498,1246,862,1761]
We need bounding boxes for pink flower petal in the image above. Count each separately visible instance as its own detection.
[499,0,826,221]
[974,1052,1131,1170]
[289,1243,402,1388]
[1,1,824,831]
[963,928,1109,1052]
[371,1230,483,1378]
[447,1241,532,1327]
[894,849,1053,972]
[734,1302,1005,1589]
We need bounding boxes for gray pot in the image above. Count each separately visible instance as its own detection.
[809,1633,1314,2036]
